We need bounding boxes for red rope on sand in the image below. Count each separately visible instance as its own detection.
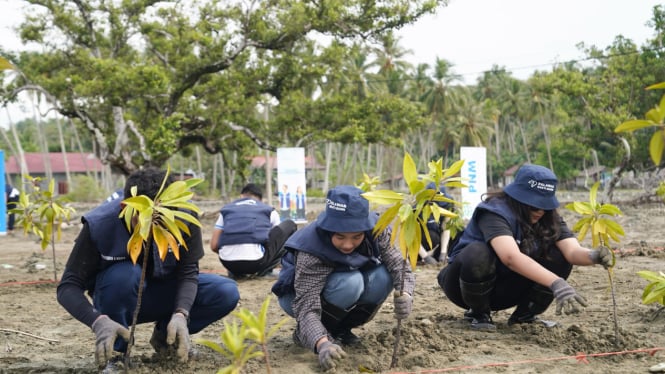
[388,347,665,373]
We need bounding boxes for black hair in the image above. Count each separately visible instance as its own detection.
[483,191,561,259]
[124,167,174,200]
[241,183,263,200]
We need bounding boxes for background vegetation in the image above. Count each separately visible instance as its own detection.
[2,1,665,200]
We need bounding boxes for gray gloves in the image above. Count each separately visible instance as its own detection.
[550,278,588,315]
[393,292,413,320]
[166,312,191,362]
[317,341,347,370]
[590,246,613,269]
[91,315,130,366]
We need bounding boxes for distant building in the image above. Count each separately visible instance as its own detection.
[5,152,107,194]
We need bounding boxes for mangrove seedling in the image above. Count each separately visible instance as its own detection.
[118,166,203,367]
[565,181,624,345]
[362,153,464,368]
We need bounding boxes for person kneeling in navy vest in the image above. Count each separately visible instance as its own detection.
[210,183,297,279]
[437,164,613,331]
[57,168,240,371]
[272,185,415,371]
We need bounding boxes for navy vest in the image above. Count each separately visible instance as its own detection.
[448,197,521,263]
[82,199,179,279]
[218,197,274,246]
[271,221,381,296]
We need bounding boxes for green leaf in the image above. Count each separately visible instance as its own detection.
[443,159,465,180]
[649,129,665,166]
[615,119,655,133]
[402,153,420,194]
[362,190,404,205]
[637,270,665,282]
[646,81,665,90]
[598,204,623,216]
[0,56,15,70]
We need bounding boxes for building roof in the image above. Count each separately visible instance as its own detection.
[5,152,105,174]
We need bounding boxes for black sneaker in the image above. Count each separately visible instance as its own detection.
[464,310,496,331]
[507,312,558,328]
[422,256,438,265]
[331,329,361,345]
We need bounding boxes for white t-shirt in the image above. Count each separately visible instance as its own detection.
[215,210,280,261]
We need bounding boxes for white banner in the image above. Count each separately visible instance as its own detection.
[460,147,487,220]
[276,147,307,223]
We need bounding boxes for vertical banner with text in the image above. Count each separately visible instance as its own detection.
[276,147,307,223]
[460,146,487,220]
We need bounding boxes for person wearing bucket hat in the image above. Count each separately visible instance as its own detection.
[437,164,613,331]
[271,185,415,370]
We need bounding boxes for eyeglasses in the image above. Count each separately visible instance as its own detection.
[528,206,544,212]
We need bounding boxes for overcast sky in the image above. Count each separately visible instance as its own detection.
[396,0,662,82]
[1,0,662,127]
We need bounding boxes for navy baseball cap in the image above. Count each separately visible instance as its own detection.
[504,164,559,210]
[317,185,376,233]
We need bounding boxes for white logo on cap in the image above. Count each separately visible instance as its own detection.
[528,179,555,192]
[326,199,347,212]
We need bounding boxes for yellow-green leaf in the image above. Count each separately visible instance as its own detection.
[615,119,655,133]
[0,56,15,70]
[362,190,404,205]
[127,231,144,264]
[402,153,419,193]
[649,129,664,166]
[646,81,665,90]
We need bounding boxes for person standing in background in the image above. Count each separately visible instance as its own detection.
[5,183,20,233]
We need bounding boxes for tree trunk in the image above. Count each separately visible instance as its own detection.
[56,117,72,188]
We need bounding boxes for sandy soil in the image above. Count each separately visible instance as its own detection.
[1,198,665,374]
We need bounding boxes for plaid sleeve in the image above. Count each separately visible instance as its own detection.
[293,252,335,352]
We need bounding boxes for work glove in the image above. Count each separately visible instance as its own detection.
[317,341,347,371]
[590,246,614,269]
[91,315,130,367]
[393,291,413,320]
[550,278,588,315]
[166,312,191,362]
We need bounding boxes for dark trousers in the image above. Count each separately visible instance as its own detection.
[6,198,18,230]
[221,219,297,276]
[437,241,572,311]
[93,262,240,352]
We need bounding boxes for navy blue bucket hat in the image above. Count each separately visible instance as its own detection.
[504,164,559,210]
[317,185,376,233]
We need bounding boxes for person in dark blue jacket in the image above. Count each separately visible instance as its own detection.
[57,168,240,371]
[271,185,415,371]
[5,183,20,232]
[210,183,296,278]
[437,164,613,330]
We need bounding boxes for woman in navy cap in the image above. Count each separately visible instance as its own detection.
[437,164,613,331]
[272,185,415,371]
